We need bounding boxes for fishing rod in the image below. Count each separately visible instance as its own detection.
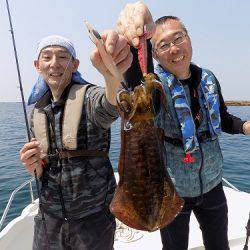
[5,0,30,141]
[243,212,250,250]
[5,0,50,248]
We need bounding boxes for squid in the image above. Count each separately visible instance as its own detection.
[110,73,184,232]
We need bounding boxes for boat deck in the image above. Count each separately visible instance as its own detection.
[0,185,249,250]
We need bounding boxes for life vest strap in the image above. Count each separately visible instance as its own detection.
[46,149,108,162]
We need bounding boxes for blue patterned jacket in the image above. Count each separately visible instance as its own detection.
[155,64,223,197]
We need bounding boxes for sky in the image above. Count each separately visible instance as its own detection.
[0,0,250,102]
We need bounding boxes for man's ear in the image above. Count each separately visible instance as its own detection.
[34,60,42,73]
[72,59,80,73]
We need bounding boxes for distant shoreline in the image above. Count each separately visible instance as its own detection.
[225,101,250,106]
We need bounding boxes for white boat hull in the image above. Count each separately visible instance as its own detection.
[0,184,249,250]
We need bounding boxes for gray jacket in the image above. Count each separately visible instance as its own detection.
[30,82,118,220]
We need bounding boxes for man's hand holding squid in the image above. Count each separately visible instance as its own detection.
[117,1,155,47]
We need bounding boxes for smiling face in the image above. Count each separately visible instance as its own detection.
[34,46,79,94]
[151,19,192,79]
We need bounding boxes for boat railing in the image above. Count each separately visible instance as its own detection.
[222,177,240,191]
[0,176,241,232]
[0,177,35,231]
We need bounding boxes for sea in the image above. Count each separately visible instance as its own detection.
[0,102,249,230]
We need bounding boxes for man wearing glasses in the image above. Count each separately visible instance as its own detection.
[117,2,250,250]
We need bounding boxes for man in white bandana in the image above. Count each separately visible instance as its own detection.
[20,32,132,250]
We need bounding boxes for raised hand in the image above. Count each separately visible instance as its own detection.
[117,1,155,47]
[90,29,133,105]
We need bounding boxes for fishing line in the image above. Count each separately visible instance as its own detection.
[55,53,73,94]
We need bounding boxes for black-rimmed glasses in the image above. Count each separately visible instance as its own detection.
[155,33,187,54]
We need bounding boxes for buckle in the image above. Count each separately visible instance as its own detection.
[47,150,60,162]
